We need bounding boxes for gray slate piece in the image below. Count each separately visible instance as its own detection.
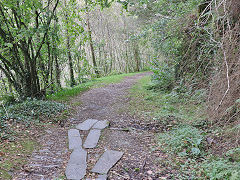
[92,120,109,130]
[68,129,82,150]
[91,150,124,174]
[96,174,108,180]
[65,149,87,180]
[83,129,101,148]
[76,119,98,131]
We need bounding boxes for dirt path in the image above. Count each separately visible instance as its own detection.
[14,72,166,180]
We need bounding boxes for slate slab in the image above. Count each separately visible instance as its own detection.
[68,129,82,150]
[65,149,87,180]
[83,129,101,148]
[92,120,109,130]
[91,150,124,174]
[76,119,98,131]
[96,174,108,180]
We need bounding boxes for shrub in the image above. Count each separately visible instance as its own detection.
[158,125,205,157]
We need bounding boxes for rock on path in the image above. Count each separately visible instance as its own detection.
[91,150,124,174]
[92,120,109,130]
[66,119,117,179]
[65,149,87,179]
[96,174,108,180]
[68,129,82,150]
[76,119,98,130]
[83,129,101,149]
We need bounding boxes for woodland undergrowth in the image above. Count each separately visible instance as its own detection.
[130,75,240,179]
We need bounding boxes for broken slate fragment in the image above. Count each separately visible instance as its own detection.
[83,129,101,148]
[96,174,108,180]
[92,120,109,130]
[76,119,98,130]
[65,149,87,180]
[91,150,124,174]
[68,129,82,150]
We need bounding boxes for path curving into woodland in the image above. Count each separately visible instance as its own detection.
[14,72,166,180]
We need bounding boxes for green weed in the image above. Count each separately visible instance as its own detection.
[158,125,205,157]
[201,158,240,180]
[0,99,66,140]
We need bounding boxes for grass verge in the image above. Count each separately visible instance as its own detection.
[47,72,140,101]
[129,75,206,126]
[0,136,38,179]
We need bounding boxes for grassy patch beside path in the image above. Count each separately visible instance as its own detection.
[129,75,206,125]
[0,137,38,180]
[47,72,140,101]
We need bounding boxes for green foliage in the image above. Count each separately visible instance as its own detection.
[1,99,66,120]
[0,99,66,140]
[1,94,16,105]
[47,82,92,101]
[130,0,216,93]
[130,74,206,127]
[158,125,205,157]
[201,158,240,180]
[149,61,175,91]
[226,148,240,162]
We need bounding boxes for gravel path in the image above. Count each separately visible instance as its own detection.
[14,72,166,180]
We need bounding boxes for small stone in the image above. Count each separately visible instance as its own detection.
[68,129,82,150]
[65,149,87,180]
[92,120,109,130]
[76,119,99,130]
[91,150,123,174]
[96,174,108,180]
[83,129,101,148]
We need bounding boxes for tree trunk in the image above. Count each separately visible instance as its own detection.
[67,34,76,87]
[64,0,76,87]
[134,42,140,72]
[85,1,99,76]
[54,52,61,88]
[87,19,99,76]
